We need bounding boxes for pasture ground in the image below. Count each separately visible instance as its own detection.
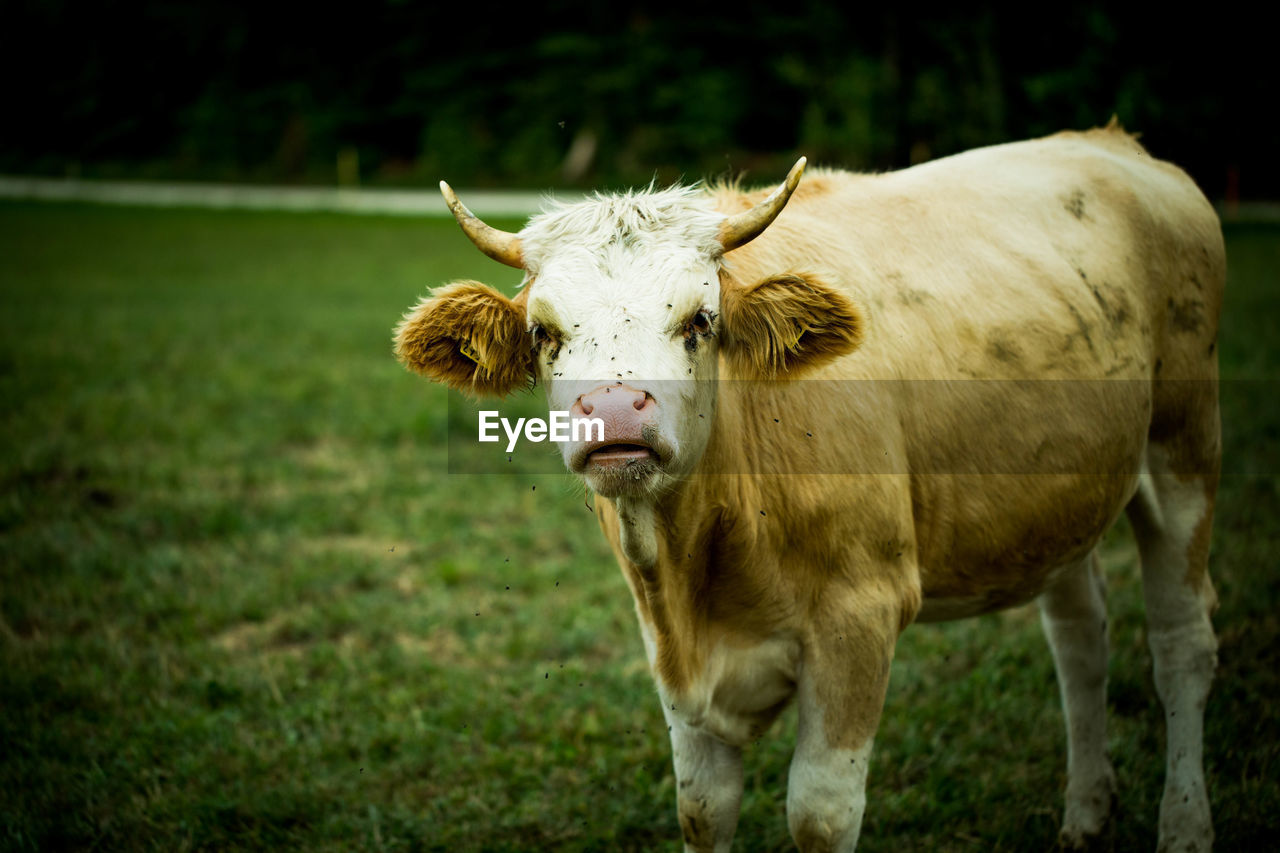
[1,201,1277,851]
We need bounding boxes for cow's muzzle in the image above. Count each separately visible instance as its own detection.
[567,385,672,477]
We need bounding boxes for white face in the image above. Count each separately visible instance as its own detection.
[519,192,726,498]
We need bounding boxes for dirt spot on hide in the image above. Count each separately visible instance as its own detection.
[1063,189,1089,220]
[1077,268,1131,329]
[985,331,1023,366]
[882,270,933,308]
[874,537,910,563]
[1063,303,1097,355]
[896,288,934,307]
[679,797,716,852]
[1168,297,1206,335]
[1095,286,1130,328]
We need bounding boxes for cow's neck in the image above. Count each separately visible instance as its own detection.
[604,396,760,694]
[614,495,659,569]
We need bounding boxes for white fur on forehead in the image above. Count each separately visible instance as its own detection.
[519,184,724,268]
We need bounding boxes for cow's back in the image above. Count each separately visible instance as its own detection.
[721,126,1222,383]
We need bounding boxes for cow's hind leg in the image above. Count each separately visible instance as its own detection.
[1039,551,1116,849]
[1127,444,1218,853]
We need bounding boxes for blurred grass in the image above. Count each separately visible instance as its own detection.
[0,202,1276,851]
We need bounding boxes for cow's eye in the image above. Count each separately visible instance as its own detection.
[531,324,552,348]
[685,310,713,336]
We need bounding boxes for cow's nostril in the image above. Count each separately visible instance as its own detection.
[577,385,653,421]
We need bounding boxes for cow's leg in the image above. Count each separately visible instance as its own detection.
[1039,551,1116,848]
[665,712,744,853]
[787,719,873,853]
[786,624,894,852]
[1127,446,1218,853]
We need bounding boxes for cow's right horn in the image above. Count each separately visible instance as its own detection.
[717,157,806,253]
[440,181,525,269]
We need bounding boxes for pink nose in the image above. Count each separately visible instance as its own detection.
[572,384,656,441]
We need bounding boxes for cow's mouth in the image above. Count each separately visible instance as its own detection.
[577,437,666,497]
[569,428,672,480]
[586,443,659,467]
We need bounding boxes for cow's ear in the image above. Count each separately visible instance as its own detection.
[394,281,533,397]
[720,272,864,378]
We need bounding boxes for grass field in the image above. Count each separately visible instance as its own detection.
[1,201,1277,851]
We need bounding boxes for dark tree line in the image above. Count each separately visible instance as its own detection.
[2,1,1271,198]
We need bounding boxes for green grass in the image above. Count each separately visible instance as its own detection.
[1,202,1277,851]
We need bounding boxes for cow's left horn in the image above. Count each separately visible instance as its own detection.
[440,181,525,269]
[717,157,806,253]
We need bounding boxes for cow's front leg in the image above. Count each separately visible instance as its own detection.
[787,624,894,853]
[665,713,744,853]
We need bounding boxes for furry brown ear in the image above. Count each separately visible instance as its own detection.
[393,281,533,397]
[720,272,863,378]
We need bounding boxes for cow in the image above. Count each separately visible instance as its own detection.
[394,121,1224,852]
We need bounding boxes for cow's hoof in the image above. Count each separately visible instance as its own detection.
[1155,781,1212,853]
[1058,768,1117,851]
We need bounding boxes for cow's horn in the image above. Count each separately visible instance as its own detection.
[439,181,525,269]
[717,157,807,253]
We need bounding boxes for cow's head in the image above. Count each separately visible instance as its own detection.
[395,160,863,498]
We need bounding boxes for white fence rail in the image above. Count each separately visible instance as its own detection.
[0,175,554,217]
